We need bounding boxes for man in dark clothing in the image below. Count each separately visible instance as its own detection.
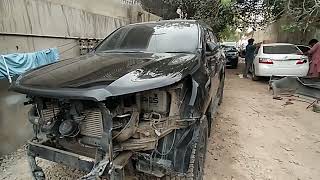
[243,38,256,78]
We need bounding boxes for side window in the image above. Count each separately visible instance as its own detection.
[205,30,211,43]
[209,31,217,43]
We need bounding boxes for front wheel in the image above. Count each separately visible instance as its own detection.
[164,118,208,180]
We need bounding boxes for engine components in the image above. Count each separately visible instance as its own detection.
[141,90,169,114]
[59,119,80,137]
[113,112,139,142]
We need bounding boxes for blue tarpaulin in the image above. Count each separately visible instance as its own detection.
[0,48,59,82]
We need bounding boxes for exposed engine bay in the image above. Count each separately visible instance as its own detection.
[26,81,208,179]
[29,86,188,150]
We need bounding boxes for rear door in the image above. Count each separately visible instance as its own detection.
[201,28,221,113]
[208,30,223,77]
[207,30,223,112]
[253,45,261,70]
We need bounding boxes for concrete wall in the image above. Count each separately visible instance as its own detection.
[46,0,130,18]
[0,0,160,156]
[253,17,316,45]
[0,0,131,59]
[0,0,160,58]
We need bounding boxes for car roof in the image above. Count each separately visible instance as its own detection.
[129,19,198,26]
[262,43,295,46]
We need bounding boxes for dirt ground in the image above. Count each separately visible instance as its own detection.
[204,67,320,180]
[1,65,320,180]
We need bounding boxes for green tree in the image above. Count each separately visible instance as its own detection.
[140,0,178,19]
[141,0,236,39]
[285,0,320,32]
[234,0,320,32]
[194,1,234,38]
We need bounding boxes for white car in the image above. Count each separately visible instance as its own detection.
[251,43,309,80]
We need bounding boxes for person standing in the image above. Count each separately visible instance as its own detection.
[308,39,320,78]
[243,38,256,78]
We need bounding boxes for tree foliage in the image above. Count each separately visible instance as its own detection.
[141,0,320,38]
[234,0,320,32]
[233,0,285,30]
[140,0,235,39]
[286,0,320,31]
[140,0,178,19]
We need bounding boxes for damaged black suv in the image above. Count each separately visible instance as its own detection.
[11,20,225,180]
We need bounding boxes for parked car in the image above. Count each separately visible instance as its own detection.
[296,45,311,54]
[221,43,239,68]
[251,43,309,80]
[11,20,226,180]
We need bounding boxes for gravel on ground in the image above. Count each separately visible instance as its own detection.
[204,66,320,180]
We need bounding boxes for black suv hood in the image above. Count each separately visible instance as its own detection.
[11,52,199,101]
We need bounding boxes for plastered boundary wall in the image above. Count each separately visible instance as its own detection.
[253,17,318,44]
[0,0,160,156]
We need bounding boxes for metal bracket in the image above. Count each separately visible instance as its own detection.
[27,147,45,180]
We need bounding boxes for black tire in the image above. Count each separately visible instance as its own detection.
[218,71,225,105]
[251,65,259,81]
[164,118,208,180]
[218,84,224,105]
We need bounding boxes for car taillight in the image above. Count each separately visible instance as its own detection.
[259,58,273,64]
[296,60,307,64]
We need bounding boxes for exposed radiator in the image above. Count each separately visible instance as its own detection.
[80,109,103,138]
[41,102,103,138]
[41,103,60,122]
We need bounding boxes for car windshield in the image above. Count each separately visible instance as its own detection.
[95,22,199,53]
[263,45,301,54]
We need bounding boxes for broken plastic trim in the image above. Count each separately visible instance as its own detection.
[189,79,199,106]
[81,103,114,179]
[271,77,320,99]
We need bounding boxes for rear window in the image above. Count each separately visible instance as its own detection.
[297,46,310,53]
[263,45,301,54]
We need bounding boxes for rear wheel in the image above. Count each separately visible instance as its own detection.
[164,118,208,180]
[218,70,225,105]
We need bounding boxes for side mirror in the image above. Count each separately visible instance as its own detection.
[206,42,218,55]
